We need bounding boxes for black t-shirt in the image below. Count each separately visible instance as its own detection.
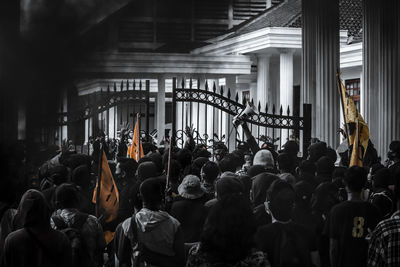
[255,221,317,267]
[328,200,381,267]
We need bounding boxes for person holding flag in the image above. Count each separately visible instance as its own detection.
[337,74,370,167]
[92,139,120,245]
[127,113,144,161]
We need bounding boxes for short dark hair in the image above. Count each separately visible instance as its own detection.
[344,166,367,192]
[267,179,295,221]
[277,153,295,172]
[201,161,220,183]
[139,178,164,208]
[55,183,80,209]
[299,160,316,174]
[201,194,256,263]
[117,158,138,179]
[316,156,335,177]
[218,156,236,173]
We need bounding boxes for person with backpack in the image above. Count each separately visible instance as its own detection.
[114,177,185,267]
[51,183,106,267]
[2,189,72,267]
[255,179,319,267]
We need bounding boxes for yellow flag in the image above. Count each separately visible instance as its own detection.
[127,119,144,161]
[92,150,119,244]
[338,76,369,167]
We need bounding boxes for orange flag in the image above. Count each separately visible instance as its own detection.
[127,118,144,161]
[338,75,370,167]
[92,150,119,244]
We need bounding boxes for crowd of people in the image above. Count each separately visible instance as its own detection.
[0,127,400,267]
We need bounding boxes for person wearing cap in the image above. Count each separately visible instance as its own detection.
[170,175,208,243]
[114,178,185,267]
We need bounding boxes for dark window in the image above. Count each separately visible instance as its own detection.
[345,78,360,110]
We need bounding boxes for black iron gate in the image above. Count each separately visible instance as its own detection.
[171,77,311,156]
[58,79,151,149]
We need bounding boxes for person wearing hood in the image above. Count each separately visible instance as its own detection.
[2,189,72,267]
[251,172,278,228]
[170,175,208,243]
[114,177,185,267]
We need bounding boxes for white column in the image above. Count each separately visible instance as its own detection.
[198,77,207,136]
[108,107,115,140]
[257,54,271,136]
[85,118,89,144]
[315,0,340,148]
[279,49,294,144]
[157,76,166,144]
[206,79,219,143]
[280,49,294,113]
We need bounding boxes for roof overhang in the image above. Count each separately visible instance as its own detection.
[75,52,252,77]
[340,42,362,69]
[191,27,348,55]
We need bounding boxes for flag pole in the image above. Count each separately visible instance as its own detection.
[336,73,351,159]
[95,142,103,217]
[137,112,141,161]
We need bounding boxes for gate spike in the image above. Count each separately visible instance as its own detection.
[235,92,239,102]
[213,82,216,93]
[107,84,110,93]
[287,106,290,116]
[258,101,261,112]
[181,78,185,88]
[133,80,136,90]
[227,88,231,99]
[120,80,124,91]
[126,79,129,90]
[265,103,268,113]
[250,98,254,105]
[242,97,246,105]
[197,79,200,89]
[189,78,192,89]
[139,80,142,90]
[205,81,209,91]
[272,104,276,114]
[220,85,224,96]
[113,82,117,92]
[280,105,283,115]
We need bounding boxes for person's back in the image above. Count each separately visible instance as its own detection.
[4,227,71,267]
[114,178,185,267]
[170,196,207,243]
[51,184,106,267]
[2,189,72,267]
[328,166,381,267]
[255,180,318,267]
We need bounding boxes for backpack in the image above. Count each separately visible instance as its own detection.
[273,223,309,267]
[128,217,177,267]
[52,212,89,267]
